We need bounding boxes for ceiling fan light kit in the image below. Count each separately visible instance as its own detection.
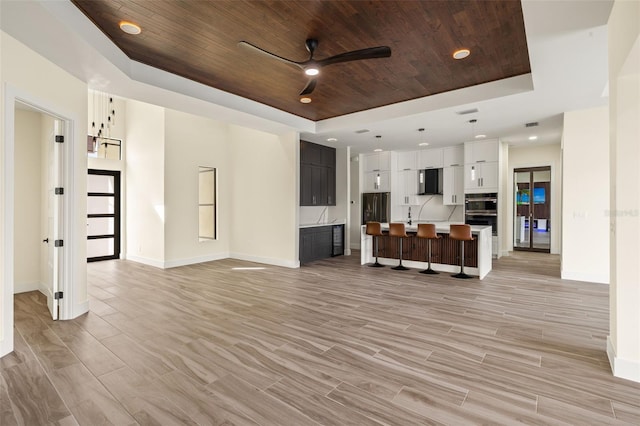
[239,38,391,97]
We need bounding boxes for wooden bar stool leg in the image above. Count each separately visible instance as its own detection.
[452,240,472,279]
[420,239,439,275]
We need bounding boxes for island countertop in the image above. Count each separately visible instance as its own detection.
[377,221,491,234]
[360,222,492,279]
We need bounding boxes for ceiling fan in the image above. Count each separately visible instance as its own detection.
[238,38,391,96]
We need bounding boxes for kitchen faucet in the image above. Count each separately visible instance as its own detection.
[407,206,412,225]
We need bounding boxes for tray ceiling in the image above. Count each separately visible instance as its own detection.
[71,0,531,121]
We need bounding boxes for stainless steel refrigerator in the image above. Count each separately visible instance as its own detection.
[362,192,390,224]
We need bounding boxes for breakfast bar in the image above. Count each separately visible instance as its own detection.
[361,222,492,279]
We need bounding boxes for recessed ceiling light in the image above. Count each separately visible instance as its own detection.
[327,137,337,142]
[374,148,383,152]
[300,97,312,104]
[418,142,429,146]
[305,68,319,76]
[528,135,538,141]
[475,134,486,139]
[453,48,470,60]
[119,21,141,35]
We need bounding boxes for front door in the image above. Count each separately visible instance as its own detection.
[514,167,551,252]
[87,169,121,262]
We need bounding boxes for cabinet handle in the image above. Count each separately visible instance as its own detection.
[476,160,486,163]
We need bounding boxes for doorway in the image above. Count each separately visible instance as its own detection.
[514,167,551,252]
[87,169,121,262]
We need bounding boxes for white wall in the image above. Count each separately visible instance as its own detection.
[607,0,640,383]
[164,108,231,267]
[124,99,165,267]
[1,31,89,357]
[507,143,562,254]
[13,110,42,293]
[561,106,609,284]
[228,126,299,267]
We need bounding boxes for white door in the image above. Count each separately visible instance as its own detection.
[44,120,64,320]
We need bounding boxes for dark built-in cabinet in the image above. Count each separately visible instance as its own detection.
[300,224,344,264]
[300,140,336,206]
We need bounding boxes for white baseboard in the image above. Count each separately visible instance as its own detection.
[14,280,40,294]
[607,336,640,383]
[164,252,229,269]
[229,252,299,269]
[124,254,165,269]
[344,248,352,256]
[350,243,361,250]
[561,270,609,284]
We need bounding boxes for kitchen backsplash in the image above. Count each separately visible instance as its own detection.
[397,195,464,223]
[300,206,336,225]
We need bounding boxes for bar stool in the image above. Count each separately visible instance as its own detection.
[416,223,441,275]
[388,223,409,271]
[449,224,475,279]
[365,222,384,267]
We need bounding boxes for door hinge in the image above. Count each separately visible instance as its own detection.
[54,291,63,300]
[55,135,64,143]
[54,240,64,247]
[55,187,64,195]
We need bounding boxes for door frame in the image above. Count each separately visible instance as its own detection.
[513,166,551,253]
[87,169,121,262]
[2,85,79,355]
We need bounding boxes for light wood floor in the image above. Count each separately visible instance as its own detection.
[2,251,640,425]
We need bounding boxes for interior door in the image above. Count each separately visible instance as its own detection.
[44,120,64,319]
[514,167,551,252]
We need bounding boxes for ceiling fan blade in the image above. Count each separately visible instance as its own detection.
[238,41,303,69]
[316,46,391,67]
[299,79,317,96]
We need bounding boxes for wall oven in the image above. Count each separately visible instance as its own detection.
[465,193,498,236]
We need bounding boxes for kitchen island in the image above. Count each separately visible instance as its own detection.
[361,222,492,279]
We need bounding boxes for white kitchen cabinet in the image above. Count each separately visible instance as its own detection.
[364,170,390,192]
[443,145,464,167]
[464,139,499,164]
[443,166,464,205]
[397,169,418,205]
[464,161,499,193]
[417,148,443,169]
[362,151,391,172]
[396,151,417,170]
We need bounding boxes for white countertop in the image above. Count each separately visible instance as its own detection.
[367,221,491,234]
[300,220,346,229]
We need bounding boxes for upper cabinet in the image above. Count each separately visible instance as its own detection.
[362,151,391,172]
[464,139,499,193]
[301,140,335,167]
[464,139,499,164]
[396,151,417,170]
[300,140,336,206]
[443,145,464,167]
[417,148,443,169]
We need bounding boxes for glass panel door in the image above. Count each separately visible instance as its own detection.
[514,171,531,249]
[514,167,551,252]
[87,169,121,261]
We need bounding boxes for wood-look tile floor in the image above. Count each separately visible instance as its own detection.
[2,251,640,425]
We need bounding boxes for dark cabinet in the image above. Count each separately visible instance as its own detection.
[300,140,336,206]
[300,224,344,264]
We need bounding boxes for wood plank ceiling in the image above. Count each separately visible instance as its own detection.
[71,0,531,121]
